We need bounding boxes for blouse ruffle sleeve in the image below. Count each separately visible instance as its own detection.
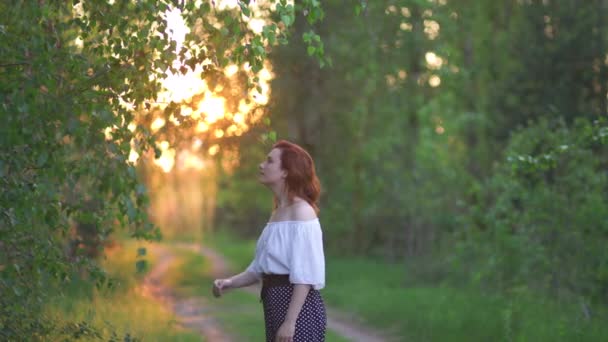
[246,234,264,280]
[288,222,325,290]
[246,257,262,280]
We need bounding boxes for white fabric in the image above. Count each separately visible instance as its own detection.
[246,218,325,290]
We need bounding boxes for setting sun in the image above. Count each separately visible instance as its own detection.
[129,5,275,173]
[198,96,226,124]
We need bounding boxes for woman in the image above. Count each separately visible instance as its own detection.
[212,140,327,342]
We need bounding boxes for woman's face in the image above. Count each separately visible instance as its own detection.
[259,148,286,185]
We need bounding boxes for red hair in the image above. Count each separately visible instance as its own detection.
[273,140,321,213]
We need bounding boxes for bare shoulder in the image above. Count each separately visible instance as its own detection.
[291,201,317,221]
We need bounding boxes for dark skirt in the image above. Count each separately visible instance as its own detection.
[261,276,326,342]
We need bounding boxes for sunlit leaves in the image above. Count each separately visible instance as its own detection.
[1,0,175,337]
[1,0,330,338]
[238,1,252,18]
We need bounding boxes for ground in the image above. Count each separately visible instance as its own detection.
[140,243,392,341]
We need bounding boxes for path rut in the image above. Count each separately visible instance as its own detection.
[140,245,235,341]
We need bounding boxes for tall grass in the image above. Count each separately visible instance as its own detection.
[44,240,200,341]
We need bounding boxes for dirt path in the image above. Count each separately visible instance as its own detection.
[140,245,235,341]
[142,242,392,341]
[177,242,392,342]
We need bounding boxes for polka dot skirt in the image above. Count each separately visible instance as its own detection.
[261,284,327,342]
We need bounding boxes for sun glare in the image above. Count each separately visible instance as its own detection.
[123,4,275,173]
[424,20,440,40]
[151,117,166,132]
[198,96,226,124]
[154,141,176,173]
[425,52,444,70]
[178,150,205,171]
[196,121,209,132]
[233,113,244,124]
[249,18,266,34]
[429,75,441,87]
[208,144,220,156]
[225,65,239,77]
[128,149,140,164]
[157,65,210,104]
[165,7,189,48]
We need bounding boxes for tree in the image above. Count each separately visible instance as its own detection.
[0,0,324,338]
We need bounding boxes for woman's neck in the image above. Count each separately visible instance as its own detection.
[269,182,289,208]
[274,190,305,209]
[269,182,304,208]
[275,193,292,208]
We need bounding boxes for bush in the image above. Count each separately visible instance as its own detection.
[458,117,608,305]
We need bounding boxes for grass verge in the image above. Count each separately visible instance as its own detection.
[45,239,200,341]
[207,229,608,341]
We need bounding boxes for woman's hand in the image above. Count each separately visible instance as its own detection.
[212,278,232,298]
[275,320,296,342]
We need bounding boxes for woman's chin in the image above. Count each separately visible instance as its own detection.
[258,178,278,187]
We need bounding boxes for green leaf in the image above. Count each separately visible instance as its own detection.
[269,131,277,142]
[135,260,148,274]
[281,15,293,27]
[136,184,147,196]
[254,45,265,55]
[124,196,137,223]
[36,152,49,168]
[302,31,313,43]
[238,2,251,17]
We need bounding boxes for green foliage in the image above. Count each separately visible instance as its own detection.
[266,0,449,255]
[1,0,163,337]
[459,118,608,305]
[1,0,326,339]
[216,4,608,333]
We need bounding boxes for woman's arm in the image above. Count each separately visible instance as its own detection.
[285,284,311,323]
[276,284,311,341]
[229,270,260,288]
[212,271,259,297]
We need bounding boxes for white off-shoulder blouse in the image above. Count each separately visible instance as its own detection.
[246,218,325,290]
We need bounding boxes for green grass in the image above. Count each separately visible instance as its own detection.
[45,240,200,341]
[207,230,608,342]
[323,257,608,341]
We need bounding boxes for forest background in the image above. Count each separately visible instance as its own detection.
[2,0,608,340]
